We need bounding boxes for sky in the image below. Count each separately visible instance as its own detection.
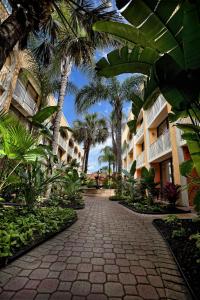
[61,0,132,173]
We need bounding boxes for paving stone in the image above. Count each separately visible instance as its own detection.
[30,268,49,279]
[124,285,138,295]
[165,288,188,300]
[0,272,12,287]
[43,255,58,263]
[130,266,147,276]
[50,291,72,300]
[48,271,60,278]
[91,284,104,293]
[89,272,106,283]
[35,293,50,300]
[0,291,14,299]
[50,262,66,271]
[4,277,28,291]
[60,270,77,281]
[77,263,92,272]
[67,257,81,264]
[12,289,37,300]
[91,258,105,265]
[137,284,159,299]
[18,269,32,276]
[25,279,40,289]
[104,265,119,274]
[93,265,103,271]
[148,275,163,287]
[124,296,143,300]
[58,281,72,291]
[107,274,118,282]
[104,282,124,297]
[87,294,107,300]
[37,279,59,293]
[71,281,91,296]
[77,273,89,280]
[119,273,136,285]
[116,259,130,266]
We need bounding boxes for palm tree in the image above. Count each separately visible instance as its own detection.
[0,0,118,70]
[72,113,109,173]
[48,1,119,156]
[98,146,115,178]
[76,75,144,173]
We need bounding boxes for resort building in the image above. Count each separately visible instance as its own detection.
[122,95,196,207]
[0,1,83,169]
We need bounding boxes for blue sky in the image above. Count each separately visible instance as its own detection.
[61,0,132,173]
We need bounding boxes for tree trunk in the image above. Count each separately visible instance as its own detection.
[108,160,111,178]
[115,100,122,174]
[0,9,32,71]
[52,57,72,155]
[84,144,90,173]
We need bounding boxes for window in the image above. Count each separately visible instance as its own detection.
[157,118,169,137]
[160,158,174,188]
[141,142,145,152]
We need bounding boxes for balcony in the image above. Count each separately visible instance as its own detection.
[1,0,12,14]
[0,65,11,91]
[59,136,67,151]
[13,80,38,116]
[136,151,145,169]
[135,124,144,143]
[149,130,171,162]
[147,95,167,127]
[67,146,74,157]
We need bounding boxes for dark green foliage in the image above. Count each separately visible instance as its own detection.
[0,206,76,259]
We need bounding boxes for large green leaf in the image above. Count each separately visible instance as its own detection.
[130,160,136,176]
[182,2,200,69]
[96,46,158,77]
[120,0,184,67]
[180,159,194,177]
[31,106,57,124]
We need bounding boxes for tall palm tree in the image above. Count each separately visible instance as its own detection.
[72,113,109,173]
[98,146,115,178]
[76,75,144,173]
[48,1,119,156]
[0,0,118,70]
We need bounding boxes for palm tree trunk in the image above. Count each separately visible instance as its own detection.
[0,9,32,70]
[115,101,122,174]
[108,160,111,178]
[52,57,72,155]
[84,144,90,173]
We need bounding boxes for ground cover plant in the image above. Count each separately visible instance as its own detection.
[0,206,77,266]
[154,216,200,299]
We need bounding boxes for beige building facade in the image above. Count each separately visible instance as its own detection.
[0,1,83,169]
[122,95,194,207]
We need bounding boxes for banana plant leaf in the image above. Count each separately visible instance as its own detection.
[96,46,159,77]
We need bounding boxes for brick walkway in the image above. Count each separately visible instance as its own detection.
[0,196,191,300]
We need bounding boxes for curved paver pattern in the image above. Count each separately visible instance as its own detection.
[0,196,191,299]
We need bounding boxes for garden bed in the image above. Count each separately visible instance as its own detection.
[0,206,77,268]
[153,218,200,300]
[119,201,191,215]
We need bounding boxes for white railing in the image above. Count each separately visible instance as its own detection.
[67,146,74,157]
[136,151,144,168]
[1,0,12,13]
[59,136,67,151]
[13,79,38,116]
[149,130,171,161]
[176,117,192,145]
[135,123,144,142]
[147,95,167,126]
[0,65,11,90]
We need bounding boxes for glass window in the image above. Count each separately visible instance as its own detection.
[157,118,169,137]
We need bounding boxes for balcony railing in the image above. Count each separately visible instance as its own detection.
[147,95,166,127]
[13,79,38,116]
[0,65,11,90]
[67,146,74,157]
[149,130,171,161]
[135,123,144,142]
[136,151,144,169]
[59,136,67,151]
[1,0,12,13]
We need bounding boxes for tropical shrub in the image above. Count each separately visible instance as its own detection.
[163,182,181,208]
[0,206,76,260]
[140,167,159,205]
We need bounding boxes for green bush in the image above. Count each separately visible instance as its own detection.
[172,228,186,238]
[0,207,76,259]
[164,215,179,226]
